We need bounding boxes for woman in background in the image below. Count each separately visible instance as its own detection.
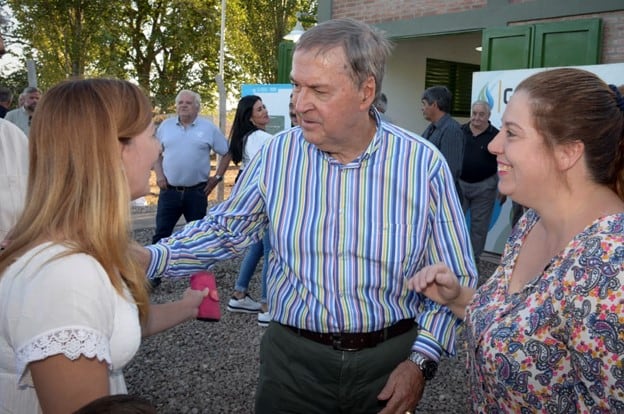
[409,68,624,412]
[219,95,273,327]
[0,78,208,413]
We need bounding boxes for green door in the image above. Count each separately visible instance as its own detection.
[481,18,602,70]
[481,26,532,70]
[533,19,602,67]
[277,41,296,83]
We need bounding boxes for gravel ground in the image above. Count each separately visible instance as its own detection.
[126,221,499,413]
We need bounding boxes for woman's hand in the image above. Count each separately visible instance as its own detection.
[408,263,461,305]
[408,263,474,319]
[143,288,211,337]
[182,287,213,319]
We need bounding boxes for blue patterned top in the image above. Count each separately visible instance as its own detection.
[466,209,624,412]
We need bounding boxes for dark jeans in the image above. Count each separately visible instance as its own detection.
[152,184,207,243]
[255,322,419,414]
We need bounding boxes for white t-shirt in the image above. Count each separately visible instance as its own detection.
[241,129,273,170]
[0,243,141,413]
[0,119,28,241]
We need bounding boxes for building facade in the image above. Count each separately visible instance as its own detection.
[317,0,624,133]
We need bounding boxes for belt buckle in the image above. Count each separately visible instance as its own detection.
[331,334,359,352]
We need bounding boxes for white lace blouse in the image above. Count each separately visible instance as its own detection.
[0,243,141,413]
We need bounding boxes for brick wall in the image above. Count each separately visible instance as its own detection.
[331,0,487,24]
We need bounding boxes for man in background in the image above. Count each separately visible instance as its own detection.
[421,86,464,188]
[152,89,228,244]
[5,86,41,136]
[0,87,13,118]
[458,100,499,262]
[374,92,395,123]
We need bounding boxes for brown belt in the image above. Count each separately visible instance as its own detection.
[285,319,417,352]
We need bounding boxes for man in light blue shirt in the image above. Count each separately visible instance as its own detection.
[151,90,228,248]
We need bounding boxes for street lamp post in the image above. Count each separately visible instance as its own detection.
[277,13,306,84]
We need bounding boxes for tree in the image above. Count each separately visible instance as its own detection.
[3,0,122,87]
[1,0,318,110]
[227,0,316,85]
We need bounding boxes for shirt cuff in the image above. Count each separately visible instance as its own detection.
[146,244,169,279]
[411,329,443,362]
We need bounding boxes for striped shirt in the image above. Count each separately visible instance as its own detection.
[146,115,478,361]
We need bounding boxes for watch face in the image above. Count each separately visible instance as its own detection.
[422,360,438,380]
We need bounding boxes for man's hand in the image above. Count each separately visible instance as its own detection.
[377,360,425,413]
[156,175,168,190]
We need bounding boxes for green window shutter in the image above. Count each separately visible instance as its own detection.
[425,58,480,117]
[532,18,601,67]
[480,26,533,71]
[277,41,296,84]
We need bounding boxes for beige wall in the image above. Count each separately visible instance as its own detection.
[383,32,482,134]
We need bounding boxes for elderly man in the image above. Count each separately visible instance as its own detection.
[138,19,477,413]
[5,86,41,136]
[458,101,500,262]
[151,90,228,246]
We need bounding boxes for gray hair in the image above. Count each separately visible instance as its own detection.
[175,89,201,109]
[23,86,41,95]
[374,92,388,113]
[471,100,491,115]
[295,18,393,102]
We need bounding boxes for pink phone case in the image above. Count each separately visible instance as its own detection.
[189,271,221,322]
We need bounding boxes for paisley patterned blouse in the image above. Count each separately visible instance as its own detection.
[465,209,624,413]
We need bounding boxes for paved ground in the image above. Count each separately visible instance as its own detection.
[126,208,500,413]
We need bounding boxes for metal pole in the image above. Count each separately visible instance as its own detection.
[216,0,227,202]
[26,59,37,87]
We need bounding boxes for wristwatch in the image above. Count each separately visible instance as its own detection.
[214,175,223,182]
[408,352,438,380]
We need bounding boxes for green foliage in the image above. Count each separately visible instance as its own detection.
[1,0,317,111]
[227,0,316,86]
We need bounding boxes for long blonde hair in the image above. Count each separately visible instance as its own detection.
[0,78,152,322]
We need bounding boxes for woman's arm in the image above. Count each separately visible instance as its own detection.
[408,263,476,319]
[142,287,209,337]
[30,354,109,414]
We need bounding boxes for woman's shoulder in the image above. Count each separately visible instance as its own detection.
[4,242,111,289]
[250,129,273,139]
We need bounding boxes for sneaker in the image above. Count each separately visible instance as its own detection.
[257,311,270,327]
[227,295,262,313]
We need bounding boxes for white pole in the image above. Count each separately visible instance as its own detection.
[26,59,37,87]
[216,0,227,202]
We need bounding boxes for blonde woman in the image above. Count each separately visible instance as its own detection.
[0,79,208,413]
